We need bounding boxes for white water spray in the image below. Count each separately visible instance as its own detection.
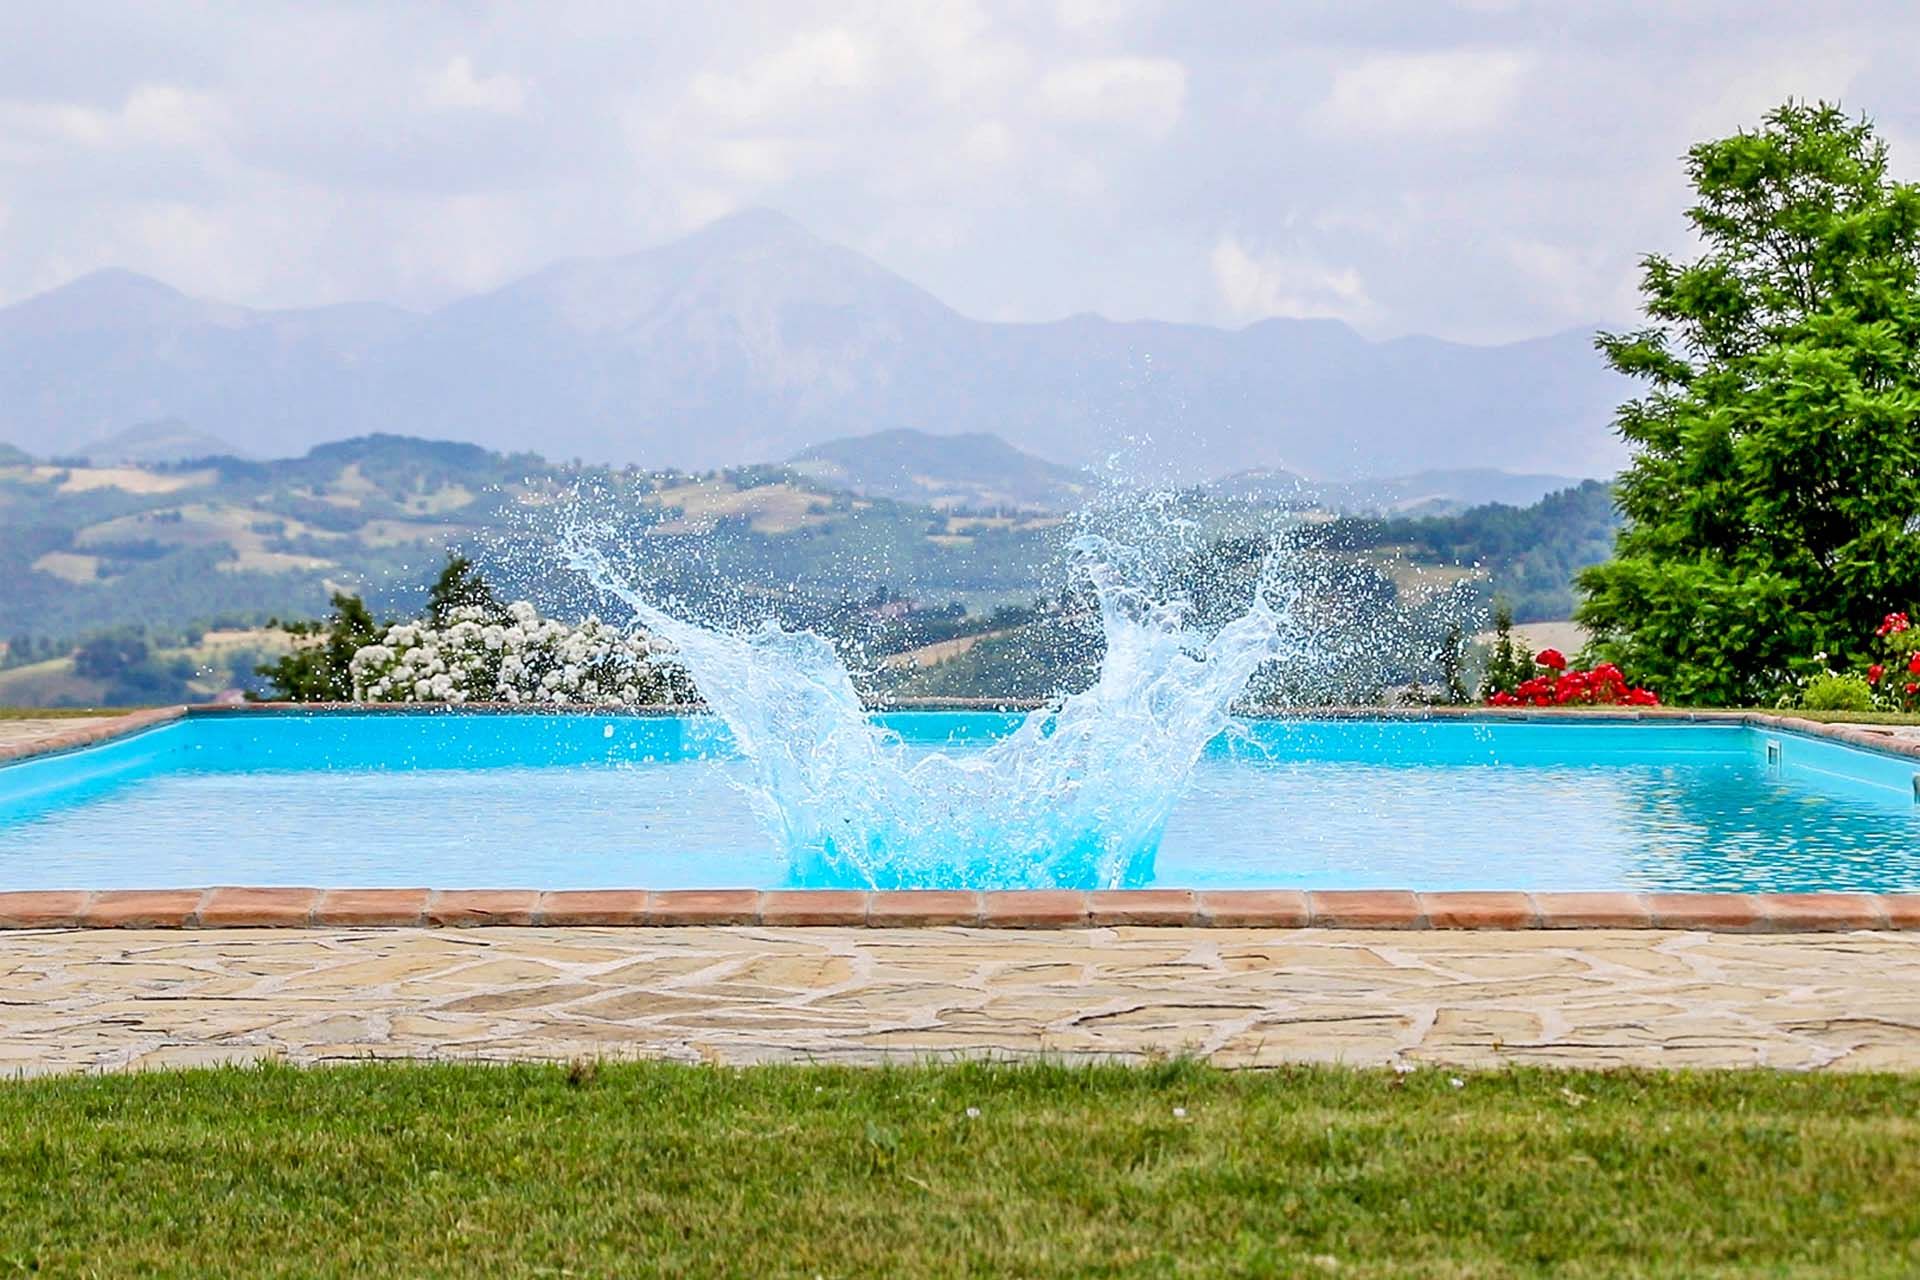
[567,531,1310,889]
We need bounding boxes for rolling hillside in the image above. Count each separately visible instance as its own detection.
[0,434,1064,645]
[0,432,1619,706]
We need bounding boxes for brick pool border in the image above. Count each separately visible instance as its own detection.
[0,887,1916,932]
[3,702,1918,933]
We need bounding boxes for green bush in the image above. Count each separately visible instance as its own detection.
[1800,673,1876,713]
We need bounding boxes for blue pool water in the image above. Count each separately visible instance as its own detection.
[1,712,1917,892]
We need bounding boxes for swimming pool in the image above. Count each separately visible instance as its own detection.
[2,710,1917,893]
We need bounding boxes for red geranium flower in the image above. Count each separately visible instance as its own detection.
[1909,652,1920,677]
[1626,687,1660,706]
[1908,682,1920,696]
[1536,648,1568,671]
[1878,612,1911,637]
[1869,663,1886,683]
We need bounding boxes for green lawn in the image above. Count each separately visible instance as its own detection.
[0,705,142,719]
[1744,707,1920,725]
[0,1061,1914,1277]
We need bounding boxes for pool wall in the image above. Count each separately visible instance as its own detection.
[3,701,1918,932]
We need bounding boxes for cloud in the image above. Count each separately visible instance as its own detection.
[1211,234,1373,326]
[1038,56,1186,136]
[1681,41,1868,139]
[688,28,874,127]
[0,83,228,151]
[1313,49,1531,136]
[1053,0,1154,32]
[422,55,527,115]
[7,2,1920,342]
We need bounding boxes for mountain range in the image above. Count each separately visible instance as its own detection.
[0,209,1630,483]
[1213,464,1589,517]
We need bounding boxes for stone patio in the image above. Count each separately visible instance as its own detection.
[2,924,1918,1076]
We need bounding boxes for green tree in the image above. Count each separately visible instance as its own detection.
[1437,624,1471,705]
[73,627,149,680]
[1478,600,1534,700]
[426,553,505,626]
[255,593,383,702]
[1577,102,1920,704]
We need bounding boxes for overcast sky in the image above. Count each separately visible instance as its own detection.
[2,1,1915,342]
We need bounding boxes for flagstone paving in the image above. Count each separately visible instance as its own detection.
[2,925,1919,1076]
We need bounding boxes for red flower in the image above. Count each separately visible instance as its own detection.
[1485,660,1657,710]
[1869,663,1886,684]
[1909,652,1920,677]
[1878,612,1911,637]
[1908,683,1920,697]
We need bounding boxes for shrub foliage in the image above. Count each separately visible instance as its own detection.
[1578,102,1920,704]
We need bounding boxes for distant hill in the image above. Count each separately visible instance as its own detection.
[80,418,245,465]
[0,442,28,466]
[1213,466,1588,516]
[0,432,1622,704]
[789,429,1089,511]
[1339,469,1592,515]
[0,432,1065,643]
[0,210,1628,481]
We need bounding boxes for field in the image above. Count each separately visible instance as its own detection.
[0,1059,1913,1277]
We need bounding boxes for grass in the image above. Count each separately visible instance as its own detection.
[0,1061,1915,1277]
[1748,707,1920,726]
[0,705,142,719]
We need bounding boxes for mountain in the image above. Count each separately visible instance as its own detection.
[790,429,1089,511]
[0,209,1630,481]
[1334,468,1590,515]
[78,418,245,465]
[1213,466,1590,516]
[1207,467,1320,510]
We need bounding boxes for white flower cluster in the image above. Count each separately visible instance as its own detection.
[349,600,686,706]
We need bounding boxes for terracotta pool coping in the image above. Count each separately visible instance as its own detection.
[3,704,1917,933]
[0,887,1915,932]
[0,705,188,765]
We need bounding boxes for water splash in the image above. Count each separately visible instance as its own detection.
[565,530,1310,890]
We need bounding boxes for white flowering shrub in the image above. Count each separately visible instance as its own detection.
[348,601,691,706]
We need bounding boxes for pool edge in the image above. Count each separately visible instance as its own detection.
[0,706,188,767]
[0,887,1914,933]
[4,702,1918,767]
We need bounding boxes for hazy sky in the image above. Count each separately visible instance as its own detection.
[2,1,1915,342]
